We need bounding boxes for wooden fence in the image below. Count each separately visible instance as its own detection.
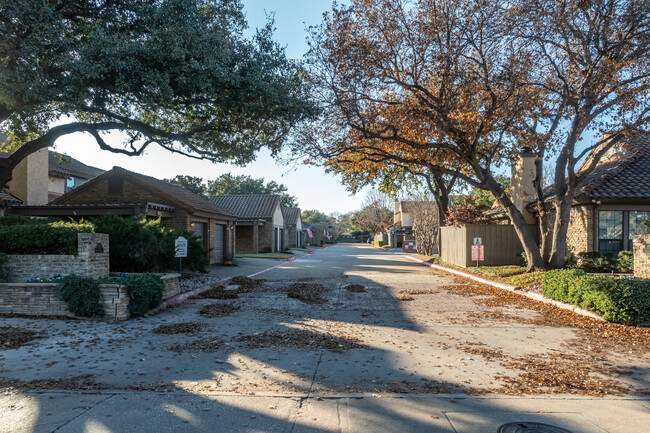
[440,224,526,267]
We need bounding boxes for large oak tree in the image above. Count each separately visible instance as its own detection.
[0,0,317,186]
[298,0,650,269]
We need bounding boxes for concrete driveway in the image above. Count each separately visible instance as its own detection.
[1,244,649,433]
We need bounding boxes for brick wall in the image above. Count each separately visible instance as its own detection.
[259,222,275,253]
[6,233,109,282]
[565,205,595,257]
[633,234,650,279]
[0,274,180,322]
[235,225,255,253]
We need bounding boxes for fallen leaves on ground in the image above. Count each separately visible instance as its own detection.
[398,289,439,294]
[230,276,267,292]
[237,329,366,353]
[199,303,239,318]
[0,327,39,350]
[192,287,239,299]
[152,322,206,335]
[344,284,366,292]
[344,379,455,394]
[0,375,108,391]
[286,283,328,304]
[170,337,225,353]
[394,295,415,301]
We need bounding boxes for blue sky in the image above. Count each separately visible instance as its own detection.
[53,0,364,215]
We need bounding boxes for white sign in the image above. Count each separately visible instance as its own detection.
[175,237,188,258]
[473,237,482,246]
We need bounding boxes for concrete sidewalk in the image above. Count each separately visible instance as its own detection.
[2,391,649,433]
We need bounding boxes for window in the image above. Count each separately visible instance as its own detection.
[629,211,650,245]
[64,177,75,192]
[598,211,623,255]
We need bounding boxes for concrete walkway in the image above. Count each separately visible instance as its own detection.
[1,244,649,433]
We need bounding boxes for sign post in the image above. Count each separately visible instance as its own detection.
[175,236,188,272]
[472,237,484,268]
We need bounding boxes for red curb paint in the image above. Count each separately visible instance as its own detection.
[403,254,605,322]
[286,257,297,262]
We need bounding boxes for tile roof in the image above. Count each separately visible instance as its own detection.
[52,167,235,218]
[48,151,104,180]
[282,206,301,225]
[209,195,282,220]
[0,187,22,204]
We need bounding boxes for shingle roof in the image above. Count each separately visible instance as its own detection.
[282,206,301,225]
[52,167,235,218]
[209,195,281,220]
[48,151,104,180]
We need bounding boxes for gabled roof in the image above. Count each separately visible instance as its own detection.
[537,131,650,204]
[282,206,301,225]
[51,166,235,219]
[49,151,104,180]
[209,195,282,220]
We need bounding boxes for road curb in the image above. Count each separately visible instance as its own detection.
[404,255,606,322]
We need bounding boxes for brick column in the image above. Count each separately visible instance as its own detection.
[253,224,259,254]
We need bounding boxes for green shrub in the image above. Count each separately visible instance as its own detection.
[0,221,94,254]
[372,240,384,247]
[576,251,617,273]
[56,274,105,318]
[397,242,403,248]
[93,214,159,272]
[0,252,11,282]
[121,273,165,317]
[144,220,209,273]
[518,251,528,268]
[617,250,634,273]
[0,215,57,226]
[543,270,650,324]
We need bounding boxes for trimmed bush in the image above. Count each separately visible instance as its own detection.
[617,250,634,273]
[576,251,617,273]
[542,270,650,324]
[93,214,159,272]
[121,273,165,317]
[56,274,105,318]
[145,219,209,273]
[0,215,57,226]
[0,252,11,282]
[0,221,94,254]
[372,240,384,247]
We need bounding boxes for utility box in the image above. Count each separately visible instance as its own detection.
[402,237,417,253]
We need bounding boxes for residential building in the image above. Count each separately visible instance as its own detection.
[209,195,285,253]
[282,206,305,248]
[9,166,237,264]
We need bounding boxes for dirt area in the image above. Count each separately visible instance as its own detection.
[152,322,206,335]
[237,329,366,353]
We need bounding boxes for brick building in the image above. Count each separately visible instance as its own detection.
[209,195,285,253]
[489,132,650,258]
[282,206,305,248]
[9,167,236,264]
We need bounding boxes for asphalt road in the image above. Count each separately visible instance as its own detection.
[1,244,649,433]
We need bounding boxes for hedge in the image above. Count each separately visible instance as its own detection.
[0,221,94,254]
[542,270,650,324]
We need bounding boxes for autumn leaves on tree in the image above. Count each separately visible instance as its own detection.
[297,0,650,270]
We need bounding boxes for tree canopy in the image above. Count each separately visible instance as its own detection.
[165,173,299,207]
[301,209,331,224]
[298,0,650,270]
[0,0,318,186]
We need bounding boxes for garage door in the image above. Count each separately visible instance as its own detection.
[214,224,225,263]
[191,222,206,247]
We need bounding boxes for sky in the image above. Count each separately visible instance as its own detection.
[53,0,364,215]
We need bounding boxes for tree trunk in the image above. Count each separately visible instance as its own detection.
[548,194,574,269]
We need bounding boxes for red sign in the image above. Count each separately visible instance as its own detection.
[471,245,484,261]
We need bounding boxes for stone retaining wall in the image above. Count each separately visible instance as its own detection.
[633,234,650,279]
[6,233,109,282]
[0,273,180,322]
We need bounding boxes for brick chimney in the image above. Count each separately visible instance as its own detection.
[510,147,537,224]
[8,148,49,205]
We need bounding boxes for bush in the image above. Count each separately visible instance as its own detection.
[93,214,160,272]
[0,215,57,226]
[56,274,105,318]
[542,269,650,324]
[0,252,11,282]
[121,273,165,317]
[372,240,384,247]
[144,219,209,273]
[617,250,634,273]
[576,252,617,273]
[0,220,94,254]
[518,251,528,268]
